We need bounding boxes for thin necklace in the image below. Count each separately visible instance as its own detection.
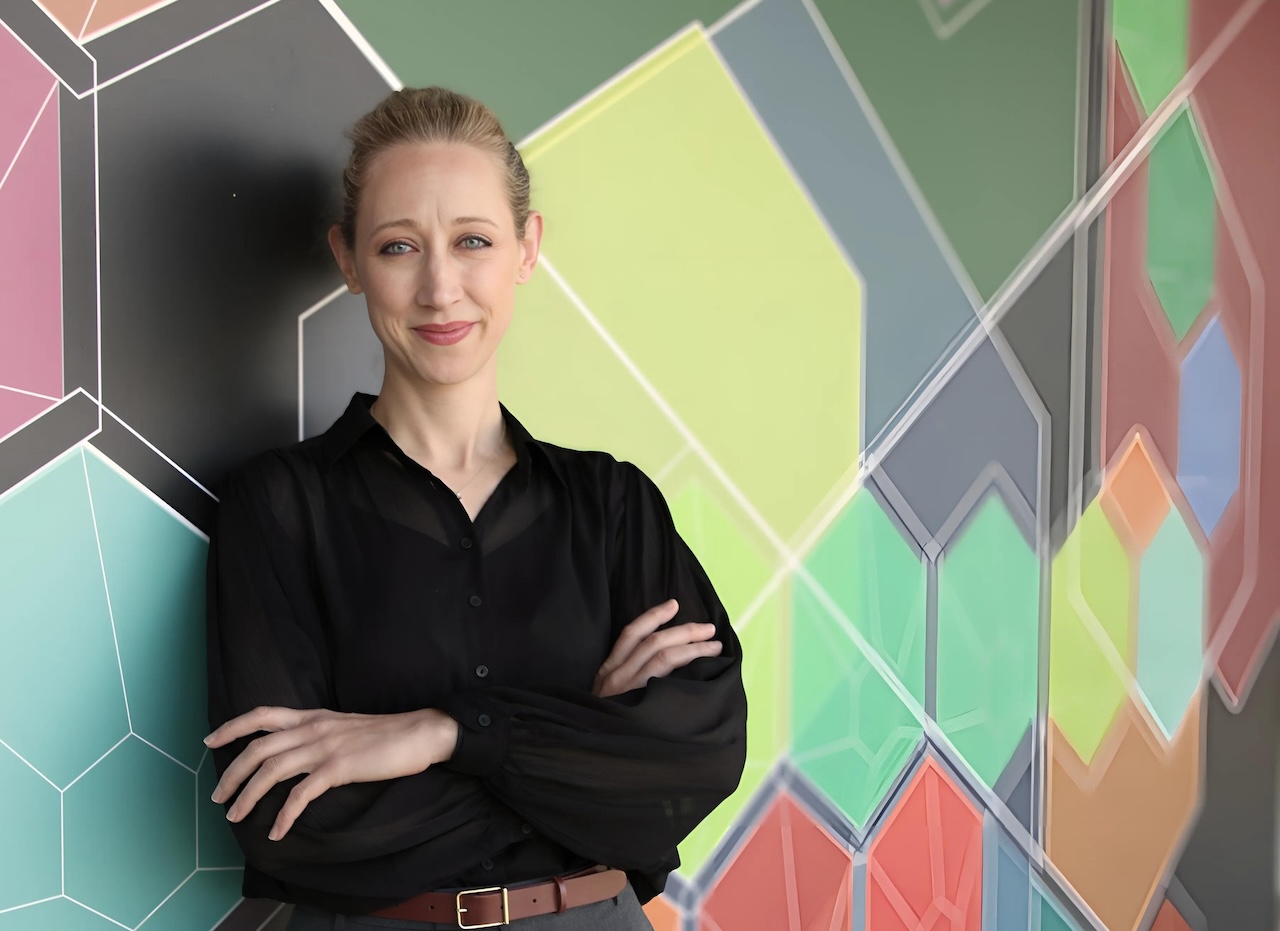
[449,423,507,500]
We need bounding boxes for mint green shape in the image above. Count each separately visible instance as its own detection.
[522,31,861,543]
[64,736,196,927]
[197,753,243,869]
[1113,0,1189,115]
[936,494,1040,789]
[0,899,121,930]
[335,0,738,141]
[804,489,926,705]
[1137,509,1204,737]
[136,869,244,931]
[669,478,773,623]
[84,452,210,770]
[791,578,922,830]
[813,0,1079,300]
[0,451,128,787]
[1147,109,1217,341]
[1036,879,1084,931]
[1049,501,1132,764]
[0,747,60,909]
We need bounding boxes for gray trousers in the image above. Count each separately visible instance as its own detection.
[285,883,655,931]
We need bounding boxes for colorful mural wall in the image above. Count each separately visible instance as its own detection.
[0,0,1276,929]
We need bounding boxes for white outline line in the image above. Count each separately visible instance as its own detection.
[517,23,702,152]
[254,904,286,931]
[0,737,61,791]
[62,731,129,792]
[296,283,350,441]
[0,896,62,916]
[0,81,58,195]
[81,448,133,733]
[76,0,101,40]
[85,0,283,95]
[91,55,102,410]
[0,386,80,447]
[84,432,212,540]
[133,734,197,774]
[706,0,768,36]
[79,0,184,43]
[0,437,83,505]
[916,0,995,41]
[63,896,131,929]
[29,0,89,44]
[0,14,91,98]
[0,384,60,402]
[133,867,195,929]
[315,0,402,89]
[98,404,217,501]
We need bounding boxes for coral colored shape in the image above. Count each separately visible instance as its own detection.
[1100,434,1172,556]
[642,895,681,931]
[700,792,853,931]
[867,758,983,930]
[1151,899,1194,931]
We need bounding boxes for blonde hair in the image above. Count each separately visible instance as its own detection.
[339,86,531,246]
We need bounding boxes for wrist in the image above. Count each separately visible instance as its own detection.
[417,708,459,766]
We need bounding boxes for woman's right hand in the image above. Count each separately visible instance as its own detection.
[593,599,723,698]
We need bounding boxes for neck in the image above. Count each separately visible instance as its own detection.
[370,364,506,471]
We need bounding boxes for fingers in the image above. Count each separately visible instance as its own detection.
[269,769,337,841]
[609,621,717,687]
[226,745,319,827]
[210,718,318,805]
[596,622,722,697]
[596,600,681,679]
[205,706,307,749]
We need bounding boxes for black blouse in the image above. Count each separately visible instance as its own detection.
[205,393,748,914]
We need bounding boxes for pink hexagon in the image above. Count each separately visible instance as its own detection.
[0,24,62,440]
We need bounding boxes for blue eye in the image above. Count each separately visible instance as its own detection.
[380,241,413,255]
[459,235,492,250]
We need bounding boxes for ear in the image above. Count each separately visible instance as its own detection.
[327,225,363,295]
[515,211,543,284]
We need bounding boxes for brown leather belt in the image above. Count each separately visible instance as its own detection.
[366,865,627,928]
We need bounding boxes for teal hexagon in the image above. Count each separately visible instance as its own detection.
[1137,508,1205,737]
[135,869,245,931]
[1147,108,1217,342]
[1113,0,1188,115]
[0,746,61,909]
[0,898,122,929]
[84,451,210,770]
[803,488,927,704]
[64,735,196,927]
[0,451,128,788]
[791,576,923,831]
[197,751,243,869]
[936,493,1040,789]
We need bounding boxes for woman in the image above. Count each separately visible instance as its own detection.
[204,87,748,930]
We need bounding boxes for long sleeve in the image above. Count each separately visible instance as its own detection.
[439,461,749,885]
[205,458,514,902]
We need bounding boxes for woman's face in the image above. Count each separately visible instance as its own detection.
[329,141,541,391]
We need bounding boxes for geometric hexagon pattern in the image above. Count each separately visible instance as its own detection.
[4,0,1279,929]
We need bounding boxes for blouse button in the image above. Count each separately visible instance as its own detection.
[481,859,494,871]
[521,823,533,835]
[460,537,473,550]
[475,665,489,678]
[469,595,482,607]
[478,714,492,727]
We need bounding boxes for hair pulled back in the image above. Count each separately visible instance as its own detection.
[339,87,531,246]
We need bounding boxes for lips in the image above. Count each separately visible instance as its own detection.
[413,322,476,346]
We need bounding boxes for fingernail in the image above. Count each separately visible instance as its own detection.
[202,735,213,746]
[268,828,280,842]
[210,791,220,803]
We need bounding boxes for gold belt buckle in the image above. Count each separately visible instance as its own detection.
[456,886,510,928]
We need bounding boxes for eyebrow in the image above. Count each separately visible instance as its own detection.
[368,216,499,236]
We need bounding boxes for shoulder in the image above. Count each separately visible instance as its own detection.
[530,439,672,527]
[214,436,329,527]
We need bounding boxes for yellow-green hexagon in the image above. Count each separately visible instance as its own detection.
[802,487,927,705]
[1049,501,1133,764]
[1136,508,1205,737]
[936,493,1040,789]
[790,575,922,830]
[0,746,60,909]
[63,736,196,927]
[521,29,861,543]
[677,584,788,876]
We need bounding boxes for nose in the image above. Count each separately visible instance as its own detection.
[416,248,464,309]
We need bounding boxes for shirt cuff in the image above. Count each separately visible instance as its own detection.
[440,695,509,778]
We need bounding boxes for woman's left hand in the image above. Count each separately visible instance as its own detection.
[204,706,459,841]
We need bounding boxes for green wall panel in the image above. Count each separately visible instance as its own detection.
[812,0,1079,300]
[334,0,739,141]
